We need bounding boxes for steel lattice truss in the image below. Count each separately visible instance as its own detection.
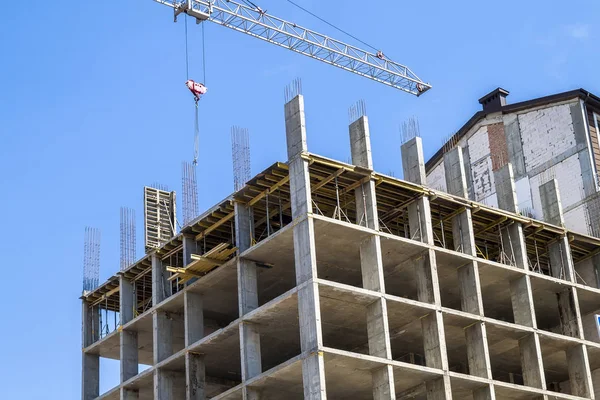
[154,0,431,96]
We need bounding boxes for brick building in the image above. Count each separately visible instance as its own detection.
[426,88,600,237]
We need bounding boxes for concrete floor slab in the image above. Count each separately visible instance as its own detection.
[85,329,120,360]
[188,321,242,382]
[247,355,304,399]
[245,288,302,371]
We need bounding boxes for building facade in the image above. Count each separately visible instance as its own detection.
[426,88,600,237]
[82,90,600,400]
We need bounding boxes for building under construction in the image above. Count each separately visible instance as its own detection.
[82,89,600,400]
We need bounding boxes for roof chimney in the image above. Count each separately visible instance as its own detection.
[478,88,509,112]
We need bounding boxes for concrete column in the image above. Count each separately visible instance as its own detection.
[121,330,138,383]
[566,344,594,398]
[285,93,327,399]
[185,291,206,400]
[119,275,138,387]
[350,115,378,230]
[402,137,452,399]
[120,388,139,400]
[153,310,173,364]
[186,352,206,400]
[240,322,262,379]
[183,234,199,285]
[152,254,169,306]
[235,201,262,396]
[349,113,394,399]
[443,148,493,397]
[82,299,100,400]
[494,164,546,390]
[539,180,593,396]
[154,369,174,400]
[185,291,204,346]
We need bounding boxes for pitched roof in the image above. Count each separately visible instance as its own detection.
[425,88,600,171]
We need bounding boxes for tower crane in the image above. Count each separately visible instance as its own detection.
[153,0,431,96]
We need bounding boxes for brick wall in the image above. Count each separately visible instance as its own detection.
[488,122,509,171]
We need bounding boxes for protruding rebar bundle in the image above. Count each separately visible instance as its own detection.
[400,116,421,144]
[231,126,251,192]
[151,182,169,192]
[120,207,136,271]
[83,227,101,293]
[182,161,199,225]
[441,132,460,154]
[348,99,367,123]
[284,78,303,103]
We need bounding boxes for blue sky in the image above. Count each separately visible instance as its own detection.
[0,0,598,398]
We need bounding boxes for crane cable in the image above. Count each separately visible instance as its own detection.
[184,14,208,166]
[285,0,379,53]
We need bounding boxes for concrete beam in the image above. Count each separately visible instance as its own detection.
[186,352,206,400]
[153,310,173,364]
[285,93,326,399]
[82,300,99,400]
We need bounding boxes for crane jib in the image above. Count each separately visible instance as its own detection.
[157,0,431,96]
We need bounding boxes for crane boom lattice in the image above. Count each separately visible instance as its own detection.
[154,0,431,96]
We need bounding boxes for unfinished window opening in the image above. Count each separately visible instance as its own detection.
[318,282,372,354]
[442,319,469,375]
[253,293,301,372]
[387,300,428,366]
[529,276,565,335]
[133,272,153,317]
[485,323,525,386]
[477,267,517,323]
[538,337,570,394]
[313,216,365,288]
[524,231,551,276]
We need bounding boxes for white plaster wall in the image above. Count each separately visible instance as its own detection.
[467,126,490,162]
[518,103,576,171]
[467,126,495,201]
[480,192,498,209]
[530,154,584,220]
[564,203,589,234]
[515,177,535,217]
[427,161,447,192]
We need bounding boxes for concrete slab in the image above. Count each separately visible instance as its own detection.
[244,288,302,372]
[574,284,600,316]
[188,321,242,382]
[85,329,120,360]
[209,385,242,400]
[94,385,119,400]
[241,224,298,306]
[247,355,304,399]
[448,372,489,399]
[529,274,568,333]
[122,367,154,400]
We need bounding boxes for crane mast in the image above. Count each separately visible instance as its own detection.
[154,0,431,96]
